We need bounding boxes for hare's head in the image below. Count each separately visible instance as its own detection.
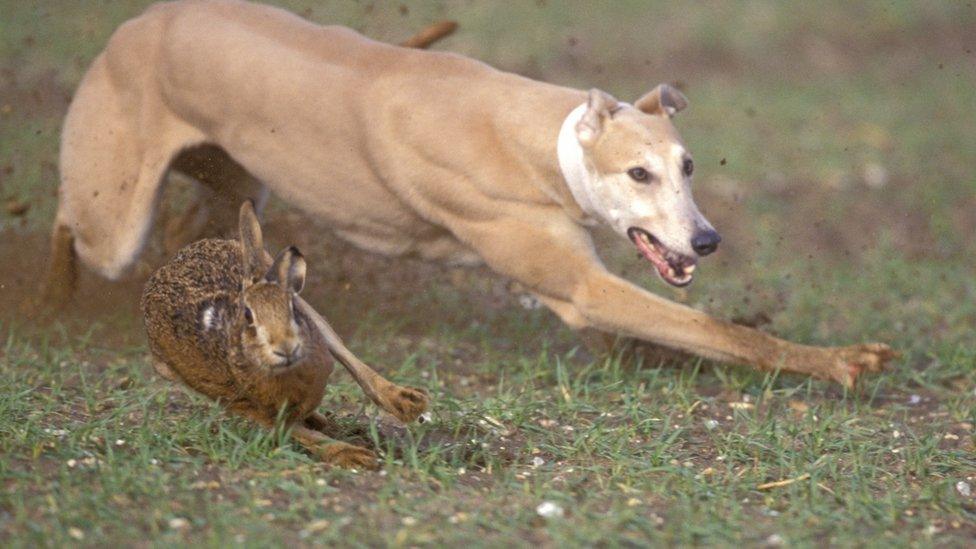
[237,201,307,371]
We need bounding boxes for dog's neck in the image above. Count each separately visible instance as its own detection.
[556,103,599,226]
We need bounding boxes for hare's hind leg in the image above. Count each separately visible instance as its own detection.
[150,357,179,382]
[290,424,378,470]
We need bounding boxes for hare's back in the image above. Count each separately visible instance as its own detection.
[141,239,244,374]
[153,239,245,296]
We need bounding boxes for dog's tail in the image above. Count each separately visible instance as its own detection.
[400,20,458,49]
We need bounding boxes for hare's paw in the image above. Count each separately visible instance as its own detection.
[829,343,898,388]
[318,442,379,470]
[384,385,429,424]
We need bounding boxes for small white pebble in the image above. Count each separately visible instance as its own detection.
[401,516,417,526]
[764,533,784,547]
[305,519,330,533]
[168,517,190,530]
[944,433,959,440]
[704,419,719,430]
[862,162,888,189]
[892,430,901,439]
[315,478,326,486]
[531,456,545,468]
[908,394,922,405]
[518,294,542,310]
[66,459,77,468]
[536,501,564,518]
[115,439,126,446]
[956,481,972,497]
[68,527,84,540]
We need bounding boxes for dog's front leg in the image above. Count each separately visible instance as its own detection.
[570,271,895,386]
[456,215,894,387]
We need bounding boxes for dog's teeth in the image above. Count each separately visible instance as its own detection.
[685,264,696,274]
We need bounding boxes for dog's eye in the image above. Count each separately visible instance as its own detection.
[243,306,254,325]
[682,158,694,177]
[627,167,650,182]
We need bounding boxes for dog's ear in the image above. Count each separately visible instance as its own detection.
[239,200,269,284]
[576,89,619,148]
[265,246,306,294]
[635,84,688,117]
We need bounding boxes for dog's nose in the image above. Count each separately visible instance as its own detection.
[691,230,721,256]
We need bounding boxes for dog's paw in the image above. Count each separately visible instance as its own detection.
[318,442,379,470]
[829,343,898,388]
[384,385,429,424]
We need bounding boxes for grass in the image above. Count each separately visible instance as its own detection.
[2,0,975,546]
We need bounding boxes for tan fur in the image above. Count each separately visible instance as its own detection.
[141,202,427,468]
[52,0,894,387]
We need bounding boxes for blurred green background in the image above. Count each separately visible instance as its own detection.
[1,1,974,546]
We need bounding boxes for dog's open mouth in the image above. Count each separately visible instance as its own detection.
[627,227,697,287]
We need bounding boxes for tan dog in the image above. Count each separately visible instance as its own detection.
[45,0,894,387]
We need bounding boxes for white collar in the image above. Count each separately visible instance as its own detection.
[556,103,599,225]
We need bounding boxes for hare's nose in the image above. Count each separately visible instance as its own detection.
[274,343,303,363]
[286,343,303,361]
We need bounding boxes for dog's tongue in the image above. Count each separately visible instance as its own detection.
[633,234,694,287]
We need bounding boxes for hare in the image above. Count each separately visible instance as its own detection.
[142,200,428,469]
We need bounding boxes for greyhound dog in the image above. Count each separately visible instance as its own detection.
[44,0,894,387]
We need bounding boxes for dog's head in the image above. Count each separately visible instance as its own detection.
[558,85,720,287]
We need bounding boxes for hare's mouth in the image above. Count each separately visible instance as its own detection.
[271,347,304,370]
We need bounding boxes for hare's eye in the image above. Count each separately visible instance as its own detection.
[243,306,255,325]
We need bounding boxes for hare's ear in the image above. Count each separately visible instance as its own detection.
[266,246,306,294]
[239,200,268,283]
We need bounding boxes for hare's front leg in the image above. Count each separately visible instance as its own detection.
[291,424,378,470]
[296,298,429,423]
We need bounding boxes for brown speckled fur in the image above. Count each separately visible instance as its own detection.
[141,202,380,469]
[142,238,329,422]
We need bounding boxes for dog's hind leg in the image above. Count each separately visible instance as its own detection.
[165,145,268,254]
[40,224,79,308]
[46,55,203,305]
